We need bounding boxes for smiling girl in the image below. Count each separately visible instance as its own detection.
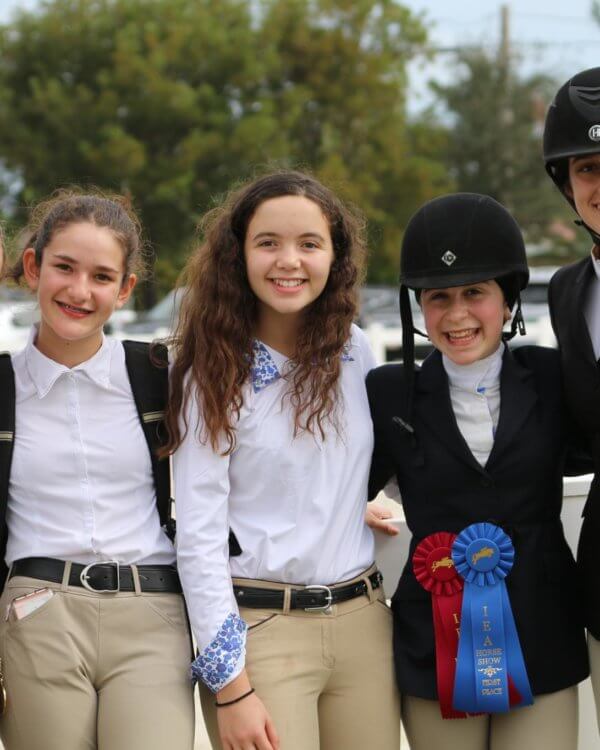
[368,193,589,750]
[166,170,400,750]
[0,191,194,750]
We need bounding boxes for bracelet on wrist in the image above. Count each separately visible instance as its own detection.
[215,687,255,708]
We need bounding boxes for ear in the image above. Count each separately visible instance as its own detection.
[22,248,41,292]
[503,303,511,324]
[115,273,137,309]
[564,181,573,200]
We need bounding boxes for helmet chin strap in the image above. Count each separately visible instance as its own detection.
[503,296,526,341]
[575,218,600,246]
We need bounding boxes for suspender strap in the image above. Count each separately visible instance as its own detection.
[0,354,15,589]
[123,340,174,540]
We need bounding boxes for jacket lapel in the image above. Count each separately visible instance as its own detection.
[416,351,488,475]
[486,347,537,468]
[569,257,596,367]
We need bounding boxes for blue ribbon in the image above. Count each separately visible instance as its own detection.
[451,522,533,713]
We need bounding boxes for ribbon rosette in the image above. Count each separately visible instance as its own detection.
[451,522,533,713]
[413,532,467,719]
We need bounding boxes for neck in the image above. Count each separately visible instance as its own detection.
[254,308,301,358]
[34,323,103,368]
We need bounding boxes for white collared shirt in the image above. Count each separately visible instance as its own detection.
[6,328,175,567]
[442,345,503,466]
[174,324,377,691]
[584,250,600,360]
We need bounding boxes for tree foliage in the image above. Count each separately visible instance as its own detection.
[0,0,450,294]
[430,48,583,258]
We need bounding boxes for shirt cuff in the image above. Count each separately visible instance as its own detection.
[191,612,247,692]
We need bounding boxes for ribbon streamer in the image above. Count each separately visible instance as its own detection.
[413,532,468,719]
[451,522,533,713]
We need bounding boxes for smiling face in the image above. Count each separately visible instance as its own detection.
[23,221,136,366]
[420,280,510,366]
[244,195,334,348]
[568,154,600,235]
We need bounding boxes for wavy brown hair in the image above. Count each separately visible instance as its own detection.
[164,170,366,455]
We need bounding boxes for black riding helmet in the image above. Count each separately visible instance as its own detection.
[398,193,529,431]
[543,66,600,243]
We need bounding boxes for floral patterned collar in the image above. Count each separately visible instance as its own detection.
[250,340,354,394]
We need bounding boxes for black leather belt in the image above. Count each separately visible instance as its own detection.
[10,557,181,594]
[234,570,383,611]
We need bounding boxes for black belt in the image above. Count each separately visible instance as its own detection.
[10,557,181,594]
[234,570,383,611]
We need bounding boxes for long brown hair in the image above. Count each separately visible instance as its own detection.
[164,170,366,455]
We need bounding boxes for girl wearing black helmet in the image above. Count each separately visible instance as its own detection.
[367,193,589,749]
[544,65,600,728]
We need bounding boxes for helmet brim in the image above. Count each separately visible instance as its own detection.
[401,267,528,291]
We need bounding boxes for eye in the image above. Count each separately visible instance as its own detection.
[95,273,114,283]
[55,262,72,272]
[465,287,483,296]
[301,240,319,250]
[257,239,277,248]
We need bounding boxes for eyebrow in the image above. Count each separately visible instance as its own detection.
[571,155,598,164]
[52,253,120,274]
[251,231,327,242]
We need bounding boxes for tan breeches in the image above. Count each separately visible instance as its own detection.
[403,686,578,750]
[0,574,195,750]
[200,569,401,750]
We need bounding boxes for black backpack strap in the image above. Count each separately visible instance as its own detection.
[122,339,242,556]
[123,340,175,541]
[0,354,15,589]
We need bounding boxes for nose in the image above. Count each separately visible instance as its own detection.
[446,295,469,321]
[68,273,92,303]
[275,243,301,270]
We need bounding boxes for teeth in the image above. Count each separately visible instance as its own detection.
[59,302,90,314]
[273,279,304,288]
[447,329,477,340]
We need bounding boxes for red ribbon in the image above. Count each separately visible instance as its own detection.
[413,532,467,719]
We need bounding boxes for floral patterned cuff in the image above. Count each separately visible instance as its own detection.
[190,612,247,692]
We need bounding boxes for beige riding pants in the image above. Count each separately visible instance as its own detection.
[200,567,401,750]
[403,686,578,750]
[0,572,195,750]
[588,632,600,733]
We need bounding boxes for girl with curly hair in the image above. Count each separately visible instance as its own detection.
[166,170,400,750]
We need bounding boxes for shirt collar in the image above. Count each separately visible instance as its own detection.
[25,327,113,399]
[442,344,504,395]
[591,249,600,281]
[251,341,286,393]
[250,340,354,393]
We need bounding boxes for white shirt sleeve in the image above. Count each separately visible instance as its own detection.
[173,386,247,692]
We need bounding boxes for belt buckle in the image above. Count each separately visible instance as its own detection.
[80,561,120,593]
[303,584,333,612]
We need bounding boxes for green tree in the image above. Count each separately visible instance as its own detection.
[430,48,582,258]
[0,0,450,295]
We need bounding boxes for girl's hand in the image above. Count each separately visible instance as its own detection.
[216,673,280,750]
[366,504,400,536]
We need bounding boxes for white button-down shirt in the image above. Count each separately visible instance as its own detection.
[584,250,600,360]
[174,325,377,691]
[6,328,175,567]
[442,345,503,466]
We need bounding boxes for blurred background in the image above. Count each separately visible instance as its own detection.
[0,0,598,355]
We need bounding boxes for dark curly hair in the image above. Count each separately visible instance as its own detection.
[164,169,367,455]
